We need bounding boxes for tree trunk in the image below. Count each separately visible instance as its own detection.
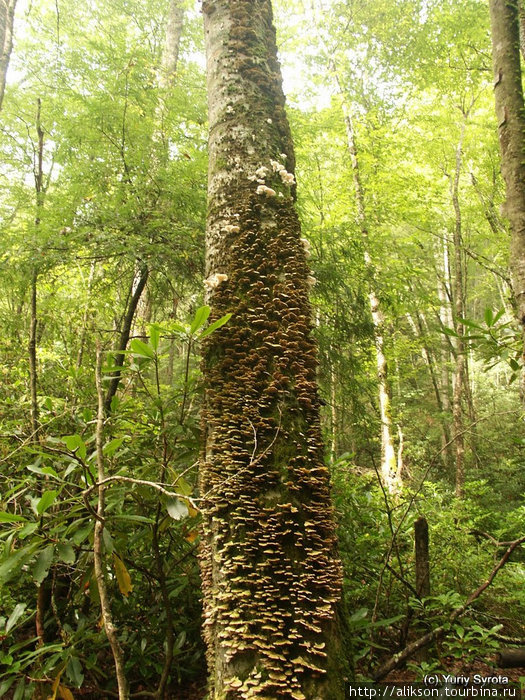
[489,0,525,401]
[414,517,430,598]
[104,262,149,414]
[340,99,400,494]
[200,1,347,697]
[450,126,467,498]
[159,0,183,90]
[0,0,17,112]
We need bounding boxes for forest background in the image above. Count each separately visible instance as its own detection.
[0,0,524,698]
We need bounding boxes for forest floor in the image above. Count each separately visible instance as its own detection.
[170,658,525,699]
[170,657,525,698]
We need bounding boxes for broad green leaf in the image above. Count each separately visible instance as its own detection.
[198,312,233,340]
[112,553,133,597]
[130,338,155,359]
[62,435,87,460]
[57,542,76,565]
[166,497,189,520]
[18,522,38,539]
[0,512,27,523]
[0,679,15,696]
[36,490,58,515]
[149,323,163,351]
[189,305,211,335]
[0,543,40,585]
[493,308,505,325]
[484,307,494,327]
[27,465,61,480]
[71,524,92,545]
[349,607,368,623]
[103,528,114,554]
[103,437,125,457]
[169,321,188,334]
[33,545,55,584]
[66,656,84,688]
[5,603,26,634]
[109,514,154,523]
[173,476,193,497]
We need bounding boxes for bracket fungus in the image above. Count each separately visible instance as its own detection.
[200,0,347,696]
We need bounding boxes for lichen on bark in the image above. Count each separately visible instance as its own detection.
[199,1,348,698]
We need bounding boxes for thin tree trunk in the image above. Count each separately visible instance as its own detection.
[77,260,97,369]
[135,0,184,332]
[159,0,183,90]
[200,1,347,697]
[414,517,430,598]
[28,270,39,441]
[407,310,452,462]
[104,263,149,414]
[450,124,467,498]
[94,348,129,700]
[329,353,338,460]
[489,0,525,402]
[0,0,17,111]
[341,99,399,493]
[32,98,45,645]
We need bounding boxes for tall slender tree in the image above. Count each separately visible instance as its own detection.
[0,0,17,111]
[200,0,347,697]
[489,0,525,396]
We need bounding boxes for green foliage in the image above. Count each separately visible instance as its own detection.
[333,459,525,675]
[0,0,523,692]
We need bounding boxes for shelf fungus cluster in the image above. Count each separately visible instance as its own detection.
[200,190,344,698]
[202,1,346,697]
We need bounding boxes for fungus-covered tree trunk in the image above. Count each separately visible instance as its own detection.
[200,1,347,697]
[489,0,525,398]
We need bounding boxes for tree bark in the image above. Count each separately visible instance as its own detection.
[496,648,525,667]
[159,0,183,90]
[200,1,347,697]
[489,0,525,400]
[0,0,17,112]
[414,517,430,598]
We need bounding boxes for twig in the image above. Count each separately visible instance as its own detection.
[469,529,521,548]
[82,476,199,515]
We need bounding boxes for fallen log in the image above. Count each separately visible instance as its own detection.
[495,648,525,668]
